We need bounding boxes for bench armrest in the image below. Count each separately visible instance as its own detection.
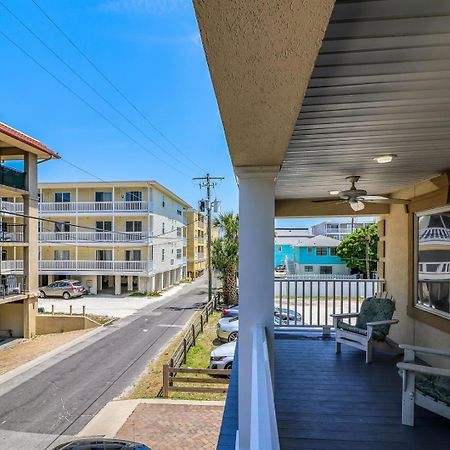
[397,362,450,378]
[331,313,360,319]
[399,344,450,358]
[366,319,399,327]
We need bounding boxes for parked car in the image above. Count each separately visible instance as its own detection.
[217,312,299,342]
[209,340,236,370]
[274,264,287,278]
[222,304,239,318]
[274,307,302,324]
[52,437,150,449]
[39,280,85,300]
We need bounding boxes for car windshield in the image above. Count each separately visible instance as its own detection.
[71,281,82,286]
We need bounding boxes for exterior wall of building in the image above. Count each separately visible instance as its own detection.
[186,210,207,278]
[32,182,188,295]
[274,244,295,267]
[380,178,450,368]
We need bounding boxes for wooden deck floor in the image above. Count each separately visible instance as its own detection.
[217,333,450,449]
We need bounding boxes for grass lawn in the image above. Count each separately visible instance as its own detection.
[126,311,227,401]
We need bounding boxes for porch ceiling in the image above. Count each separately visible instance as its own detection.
[276,0,450,199]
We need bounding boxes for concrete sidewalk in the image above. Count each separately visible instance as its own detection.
[79,399,225,449]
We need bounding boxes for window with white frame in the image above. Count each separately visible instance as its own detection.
[316,247,328,256]
[320,266,332,275]
[177,227,182,237]
[304,265,313,273]
[125,191,142,202]
[330,247,337,256]
[125,250,141,261]
[177,248,182,259]
[95,191,112,202]
[415,206,450,318]
[162,249,165,262]
[54,221,70,232]
[54,192,70,203]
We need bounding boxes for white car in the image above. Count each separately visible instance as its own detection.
[209,341,236,370]
[217,313,298,342]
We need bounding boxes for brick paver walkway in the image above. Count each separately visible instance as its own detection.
[115,402,224,449]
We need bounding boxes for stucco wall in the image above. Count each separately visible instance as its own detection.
[0,303,24,337]
[382,179,450,367]
[36,314,99,335]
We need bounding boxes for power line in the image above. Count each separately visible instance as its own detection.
[30,0,206,174]
[59,158,105,182]
[0,29,191,179]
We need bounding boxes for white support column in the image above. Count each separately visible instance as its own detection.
[127,275,133,291]
[236,166,277,450]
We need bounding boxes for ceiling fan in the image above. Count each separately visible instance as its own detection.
[313,176,410,212]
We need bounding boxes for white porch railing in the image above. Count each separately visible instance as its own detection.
[38,201,151,214]
[1,260,24,273]
[39,231,149,244]
[245,325,279,450]
[39,260,149,272]
[274,278,385,328]
[0,201,23,214]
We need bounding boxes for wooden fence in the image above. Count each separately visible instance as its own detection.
[162,297,231,398]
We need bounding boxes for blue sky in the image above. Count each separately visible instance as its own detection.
[0,0,370,230]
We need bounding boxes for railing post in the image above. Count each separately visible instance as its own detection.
[162,364,169,398]
[69,305,73,316]
[82,305,86,317]
[200,314,204,333]
[192,324,196,346]
[183,338,187,363]
[51,304,54,316]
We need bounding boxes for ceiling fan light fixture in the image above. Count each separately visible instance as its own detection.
[350,200,365,212]
[329,190,340,195]
[374,154,397,164]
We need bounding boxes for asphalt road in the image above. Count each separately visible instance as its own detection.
[0,277,208,450]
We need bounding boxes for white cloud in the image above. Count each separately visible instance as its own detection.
[100,0,189,15]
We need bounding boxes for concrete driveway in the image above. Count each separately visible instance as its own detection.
[38,283,189,318]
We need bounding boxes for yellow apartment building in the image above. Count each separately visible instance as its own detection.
[186,209,206,278]
[2,180,189,296]
[0,122,59,338]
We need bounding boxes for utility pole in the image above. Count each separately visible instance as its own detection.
[194,173,224,304]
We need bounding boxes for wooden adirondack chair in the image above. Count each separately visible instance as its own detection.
[397,344,450,426]
[331,293,399,363]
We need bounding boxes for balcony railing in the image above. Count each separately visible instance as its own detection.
[1,259,151,274]
[39,260,150,273]
[39,231,149,244]
[274,278,384,328]
[0,165,26,191]
[38,201,151,214]
[0,200,23,214]
[419,227,450,242]
[249,325,280,450]
[0,223,25,243]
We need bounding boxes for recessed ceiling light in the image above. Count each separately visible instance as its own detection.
[329,190,340,195]
[374,154,397,164]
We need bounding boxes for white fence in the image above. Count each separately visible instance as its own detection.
[274,278,385,327]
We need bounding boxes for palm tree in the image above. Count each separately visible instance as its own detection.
[212,212,239,305]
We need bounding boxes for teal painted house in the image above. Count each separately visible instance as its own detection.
[274,232,349,276]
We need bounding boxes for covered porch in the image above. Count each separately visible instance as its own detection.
[193,0,450,448]
[218,334,450,449]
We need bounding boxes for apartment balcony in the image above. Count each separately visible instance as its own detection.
[0,274,26,304]
[39,260,151,275]
[0,223,25,244]
[0,165,26,191]
[39,231,150,245]
[197,236,205,244]
[38,200,152,215]
[1,259,151,275]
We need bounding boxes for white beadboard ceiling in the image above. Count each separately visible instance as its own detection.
[276,0,450,199]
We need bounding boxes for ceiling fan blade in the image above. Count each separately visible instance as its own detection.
[362,197,410,205]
